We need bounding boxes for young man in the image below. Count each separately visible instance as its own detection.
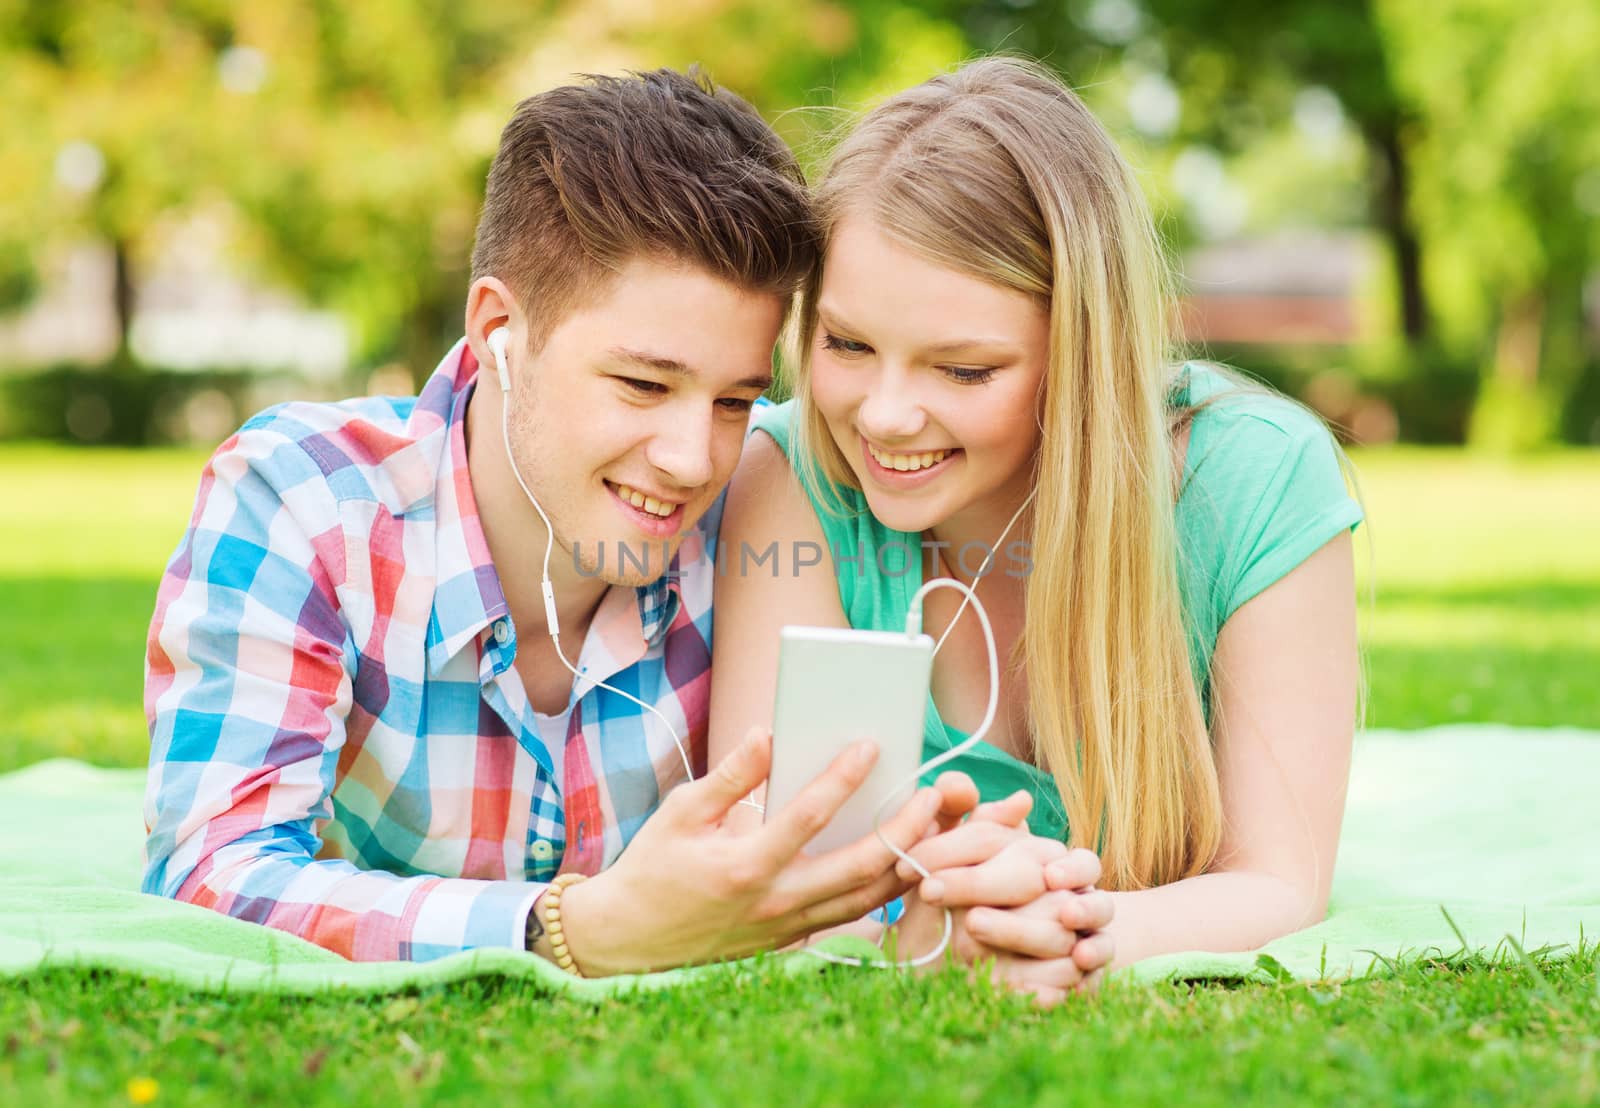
[142,69,956,972]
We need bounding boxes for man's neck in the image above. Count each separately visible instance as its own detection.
[464,379,612,646]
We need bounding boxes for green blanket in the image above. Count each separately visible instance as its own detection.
[2,724,1594,998]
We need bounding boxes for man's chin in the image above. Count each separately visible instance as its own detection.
[572,533,685,587]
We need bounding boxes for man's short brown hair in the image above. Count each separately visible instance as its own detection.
[470,67,819,350]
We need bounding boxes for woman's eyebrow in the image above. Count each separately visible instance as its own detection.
[920,337,1020,357]
[815,303,862,334]
[819,303,1018,358]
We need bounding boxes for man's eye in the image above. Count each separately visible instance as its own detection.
[716,397,756,413]
[821,333,871,357]
[621,378,667,395]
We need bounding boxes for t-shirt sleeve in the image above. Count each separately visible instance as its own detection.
[746,398,867,617]
[1189,403,1364,623]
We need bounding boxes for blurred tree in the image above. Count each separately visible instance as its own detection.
[1379,0,1600,448]
[937,0,1599,444]
[0,0,230,359]
[0,0,547,374]
[0,0,972,383]
[932,0,1434,344]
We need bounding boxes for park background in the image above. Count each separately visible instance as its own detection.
[1,2,1598,1105]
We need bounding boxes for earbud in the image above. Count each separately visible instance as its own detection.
[487,326,511,392]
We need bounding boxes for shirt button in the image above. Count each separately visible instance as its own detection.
[529,840,554,862]
[492,620,511,645]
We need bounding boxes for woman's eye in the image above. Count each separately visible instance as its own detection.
[821,332,871,357]
[944,365,998,385]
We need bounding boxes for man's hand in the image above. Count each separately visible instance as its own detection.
[550,727,951,976]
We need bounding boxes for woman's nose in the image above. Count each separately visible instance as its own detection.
[856,368,927,443]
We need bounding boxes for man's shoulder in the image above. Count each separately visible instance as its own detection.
[220,392,439,514]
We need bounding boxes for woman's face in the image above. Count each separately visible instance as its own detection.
[809,215,1049,535]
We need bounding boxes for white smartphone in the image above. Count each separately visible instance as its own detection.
[765,625,935,854]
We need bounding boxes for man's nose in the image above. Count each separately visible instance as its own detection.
[644,404,716,490]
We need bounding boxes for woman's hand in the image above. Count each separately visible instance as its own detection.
[890,797,1117,1002]
[552,728,957,976]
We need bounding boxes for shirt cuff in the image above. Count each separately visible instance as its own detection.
[511,883,546,951]
[868,896,906,926]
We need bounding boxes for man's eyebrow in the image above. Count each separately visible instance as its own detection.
[606,346,771,391]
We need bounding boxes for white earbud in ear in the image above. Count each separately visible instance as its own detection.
[487,327,511,392]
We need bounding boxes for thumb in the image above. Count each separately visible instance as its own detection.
[681,727,772,824]
[971,789,1034,829]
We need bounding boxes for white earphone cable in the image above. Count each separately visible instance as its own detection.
[493,331,746,799]
[493,327,1019,967]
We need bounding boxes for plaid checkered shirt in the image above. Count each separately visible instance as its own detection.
[142,338,718,961]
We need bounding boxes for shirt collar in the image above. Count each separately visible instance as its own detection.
[425,340,510,674]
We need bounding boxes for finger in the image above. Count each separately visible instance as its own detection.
[677,727,775,824]
[921,849,1050,908]
[894,819,1023,882]
[1043,848,1103,892]
[1070,931,1116,974]
[752,738,879,862]
[965,905,1078,959]
[787,866,916,936]
[931,772,980,832]
[968,789,1033,829]
[992,954,1084,995]
[772,785,942,905]
[1057,889,1114,933]
[1076,966,1108,995]
[1020,983,1068,1009]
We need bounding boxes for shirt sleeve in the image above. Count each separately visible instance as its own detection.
[1219,408,1364,621]
[142,425,544,962]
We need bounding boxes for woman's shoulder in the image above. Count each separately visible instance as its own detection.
[1175,362,1332,455]
[749,396,800,455]
[1172,361,1362,621]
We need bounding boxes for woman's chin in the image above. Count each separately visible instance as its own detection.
[861,492,942,537]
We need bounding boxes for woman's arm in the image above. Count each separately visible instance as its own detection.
[1086,528,1358,966]
[913,529,1358,977]
[708,431,853,828]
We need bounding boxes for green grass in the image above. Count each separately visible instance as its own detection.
[1,442,1598,1106]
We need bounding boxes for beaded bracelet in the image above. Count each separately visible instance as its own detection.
[542,872,589,976]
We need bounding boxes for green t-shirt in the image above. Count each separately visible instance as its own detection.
[749,364,1364,841]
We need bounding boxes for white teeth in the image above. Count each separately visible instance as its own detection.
[868,444,951,472]
[613,483,675,517]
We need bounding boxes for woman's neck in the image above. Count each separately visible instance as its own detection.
[925,477,1035,587]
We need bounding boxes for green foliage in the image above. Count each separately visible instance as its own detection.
[0,363,285,445]
[3,1,1599,444]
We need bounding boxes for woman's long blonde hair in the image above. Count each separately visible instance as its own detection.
[791,57,1222,890]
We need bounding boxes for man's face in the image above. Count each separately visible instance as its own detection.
[505,257,785,586]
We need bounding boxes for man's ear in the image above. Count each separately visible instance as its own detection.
[465,277,524,375]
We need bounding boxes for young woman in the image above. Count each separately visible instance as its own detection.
[709,57,1363,1004]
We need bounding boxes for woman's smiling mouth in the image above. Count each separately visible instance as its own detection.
[860,437,962,486]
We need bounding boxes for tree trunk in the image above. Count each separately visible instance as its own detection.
[1367,118,1430,345]
[112,235,134,364]
[1493,290,1545,387]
